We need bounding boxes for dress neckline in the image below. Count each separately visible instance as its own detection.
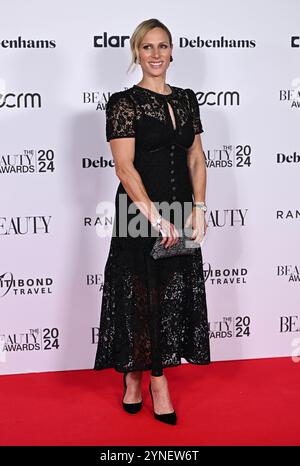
[133,83,173,97]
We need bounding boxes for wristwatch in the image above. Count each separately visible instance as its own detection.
[193,202,207,212]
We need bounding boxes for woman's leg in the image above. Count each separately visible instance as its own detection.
[123,371,143,403]
[150,374,175,414]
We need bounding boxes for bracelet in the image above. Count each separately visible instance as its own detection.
[193,202,207,212]
[151,214,162,229]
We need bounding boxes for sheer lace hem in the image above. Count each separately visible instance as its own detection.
[94,357,211,376]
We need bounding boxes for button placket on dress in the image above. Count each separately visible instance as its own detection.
[164,93,178,204]
[169,143,177,201]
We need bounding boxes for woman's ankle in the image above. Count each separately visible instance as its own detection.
[150,374,168,389]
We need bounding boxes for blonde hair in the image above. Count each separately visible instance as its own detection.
[127,18,173,73]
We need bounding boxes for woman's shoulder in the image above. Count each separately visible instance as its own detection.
[181,86,198,98]
[181,87,200,109]
[106,88,135,111]
[171,86,198,104]
[107,88,133,101]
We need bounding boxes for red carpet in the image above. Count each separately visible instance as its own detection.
[0,357,299,446]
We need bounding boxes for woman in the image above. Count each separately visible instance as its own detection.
[94,18,210,425]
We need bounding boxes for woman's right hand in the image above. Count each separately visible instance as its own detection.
[154,217,180,249]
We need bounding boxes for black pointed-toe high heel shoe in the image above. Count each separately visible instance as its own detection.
[149,382,177,425]
[122,373,143,414]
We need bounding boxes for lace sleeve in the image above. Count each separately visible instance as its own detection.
[185,88,204,135]
[105,92,136,142]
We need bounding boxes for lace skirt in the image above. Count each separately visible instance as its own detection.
[94,229,211,376]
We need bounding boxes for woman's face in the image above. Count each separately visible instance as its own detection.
[138,27,173,77]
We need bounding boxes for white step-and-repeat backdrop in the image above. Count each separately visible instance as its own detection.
[1,0,299,375]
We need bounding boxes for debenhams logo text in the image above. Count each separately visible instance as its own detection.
[0,36,56,49]
[179,36,256,48]
[277,151,300,164]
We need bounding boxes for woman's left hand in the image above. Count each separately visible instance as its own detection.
[184,208,208,243]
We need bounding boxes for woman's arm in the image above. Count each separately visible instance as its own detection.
[105,92,179,243]
[109,137,179,246]
[110,137,159,222]
[186,133,207,204]
[185,133,208,242]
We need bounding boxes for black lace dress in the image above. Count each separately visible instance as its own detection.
[94,84,211,376]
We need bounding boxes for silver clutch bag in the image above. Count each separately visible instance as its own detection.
[150,226,200,260]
